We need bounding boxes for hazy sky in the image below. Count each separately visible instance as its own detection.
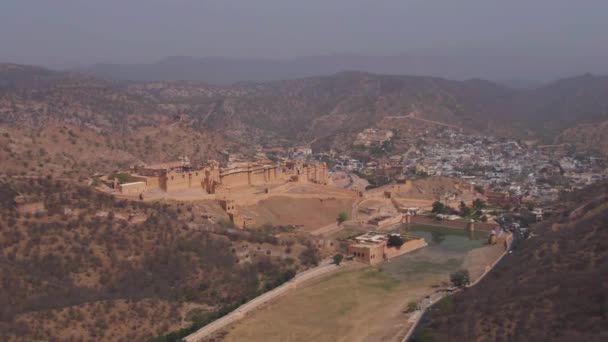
[1,0,608,68]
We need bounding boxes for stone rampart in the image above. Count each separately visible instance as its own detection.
[410,216,496,232]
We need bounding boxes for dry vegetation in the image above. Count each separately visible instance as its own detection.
[414,183,608,341]
[4,64,608,158]
[0,177,321,341]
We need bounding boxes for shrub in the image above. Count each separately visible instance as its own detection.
[450,269,470,288]
[407,300,419,312]
[333,253,343,265]
[337,212,349,224]
[387,235,404,248]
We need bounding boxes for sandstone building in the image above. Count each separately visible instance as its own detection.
[347,232,427,265]
[114,157,328,195]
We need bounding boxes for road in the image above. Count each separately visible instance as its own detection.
[184,260,344,342]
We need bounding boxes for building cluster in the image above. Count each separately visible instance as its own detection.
[330,127,607,205]
[347,232,427,265]
[353,128,394,147]
[408,130,607,204]
[115,156,328,195]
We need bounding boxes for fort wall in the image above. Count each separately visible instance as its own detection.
[164,169,206,192]
[221,171,250,188]
[118,182,146,195]
[348,243,385,265]
[369,215,404,229]
[143,176,160,190]
[121,159,327,196]
[384,238,427,259]
[409,216,497,232]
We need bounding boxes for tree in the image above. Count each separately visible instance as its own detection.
[281,269,296,282]
[387,235,404,248]
[333,253,344,265]
[450,269,470,288]
[337,212,349,225]
[432,201,445,214]
[407,300,420,312]
[472,199,485,210]
[299,246,319,266]
[459,201,471,217]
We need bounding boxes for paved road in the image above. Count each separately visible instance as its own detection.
[184,260,343,342]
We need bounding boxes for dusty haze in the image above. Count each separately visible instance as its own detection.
[1,0,608,81]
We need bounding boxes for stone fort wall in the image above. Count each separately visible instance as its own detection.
[384,238,427,259]
[409,216,497,232]
[118,160,327,195]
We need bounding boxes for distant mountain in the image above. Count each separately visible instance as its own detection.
[78,53,608,86]
[3,63,608,167]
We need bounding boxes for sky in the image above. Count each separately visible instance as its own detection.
[1,0,608,71]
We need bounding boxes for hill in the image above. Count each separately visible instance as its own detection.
[79,54,607,86]
[2,63,608,166]
[0,176,320,341]
[0,64,257,177]
[413,182,608,341]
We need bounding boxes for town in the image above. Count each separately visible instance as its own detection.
[323,127,607,205]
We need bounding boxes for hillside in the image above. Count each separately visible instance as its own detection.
[413,183,608,341]
[3,63,608,162]
[115,71,608,156]
[526,74,608,130]
[0,177,321,341]
[0,64,255,177]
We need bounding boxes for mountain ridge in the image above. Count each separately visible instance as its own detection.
[74,53,608,86]
[2,63,608,166]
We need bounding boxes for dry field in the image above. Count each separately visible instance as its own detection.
[211,226,496,342]
[240,196,355,231]
[213,267,438,342]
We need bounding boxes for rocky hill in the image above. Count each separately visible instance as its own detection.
[413,182,608,341]
[130,71,608,156]
[0,64,251,177]
[2,63,608,173]
[0,177,320,341]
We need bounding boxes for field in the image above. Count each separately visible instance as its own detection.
[211,225,492,342]
[241,196,354,231]
[214,267,437,342]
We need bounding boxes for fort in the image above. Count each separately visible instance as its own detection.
[107,157,330,229]
[113,157,328,195]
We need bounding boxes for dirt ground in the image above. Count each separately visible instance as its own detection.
[240,196,354,231]
[330,172,369,192]
[214,267,440,342]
